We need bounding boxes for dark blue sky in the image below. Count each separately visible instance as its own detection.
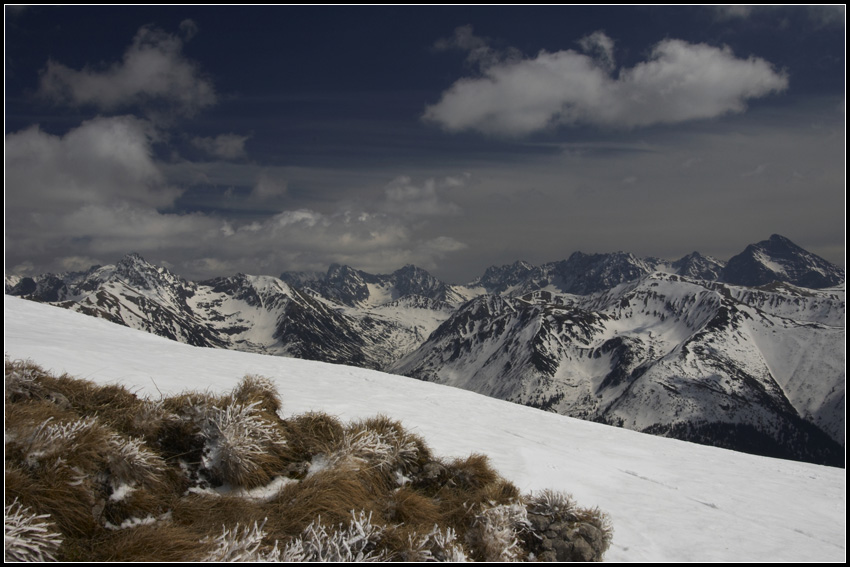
[5,6,845,281]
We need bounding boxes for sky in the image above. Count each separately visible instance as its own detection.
[4,5,846,283]
[5,293,846,561]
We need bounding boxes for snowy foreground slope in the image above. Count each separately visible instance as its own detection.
[4,295,845,562]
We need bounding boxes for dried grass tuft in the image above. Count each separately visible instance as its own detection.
[382,486,443,530]
[466,500,530,562]
[200,400,289,488]
[5,358,48,403]
[5,462,99,539]
[5,362,613,562]
[87,522,209,562]
[230,375,282,415]
[264,466,383,539]
[171,493,267,537]
[345,415,432,481]
[282,411,345,463]
[282,510,386,562]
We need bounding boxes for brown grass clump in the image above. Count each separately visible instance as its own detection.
[444,453,501,492]
[37,374,148,436]
[345,415,434,478]
[4,359,613,562]
[382,486,442,530]
[199,399,290,488]
[158,377,297,489]
[5,462,100,539]
[264,465,384,539]
[230,374,283,415]
[170,493,268,537]
[5,358,48,402]
[87,522,210,562]
[101,488,169,529]
[281,411,346,462]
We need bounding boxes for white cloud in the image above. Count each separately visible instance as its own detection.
[38,24,216,116]
[192,133,251,160]
[424,34,788,136]
[578,31,615,72]
[5,116,178,212]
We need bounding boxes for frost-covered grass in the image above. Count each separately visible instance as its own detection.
[4,359,611,562]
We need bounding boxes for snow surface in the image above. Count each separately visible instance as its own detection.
[4,295,845,562]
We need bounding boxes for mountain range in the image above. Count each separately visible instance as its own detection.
[6,234,845,466]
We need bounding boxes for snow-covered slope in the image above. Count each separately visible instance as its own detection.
[3,295,844,562]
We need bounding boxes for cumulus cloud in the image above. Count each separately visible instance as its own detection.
[424,30,788,136]
[192,133,251,160]
[5,115,179,212]
[577,31,616,72]
[38,23,216,116]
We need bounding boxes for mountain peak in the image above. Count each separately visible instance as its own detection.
[114,253,185,291]
[117,252,149,266]
[768,233,793,244]
[722,235,844,289]
[672,251,726,281]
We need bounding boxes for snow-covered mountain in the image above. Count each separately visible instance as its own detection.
[721,233,845,288]
[281,263,473,308]
[391,273,844,464]
[671,251,726,280]
[6,235,844,465]
[5,254,449,369]
[3,295,845,562]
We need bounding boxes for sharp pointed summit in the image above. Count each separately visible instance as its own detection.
[721,234,844,288]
